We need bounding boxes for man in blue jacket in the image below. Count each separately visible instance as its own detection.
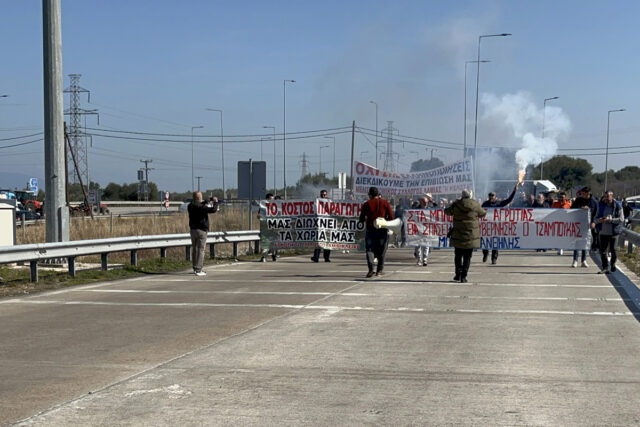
[594,191,624,274]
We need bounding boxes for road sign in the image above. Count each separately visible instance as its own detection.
[237,160,266,200]
[29,178,38,193]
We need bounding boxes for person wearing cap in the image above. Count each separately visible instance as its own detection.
[569,187,598,267]
[359,187,394,277]
[444,189,487,283]
[481,182,518,264]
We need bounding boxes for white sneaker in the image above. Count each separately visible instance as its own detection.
[581,260,589,268]
[195,271,207,276]
[571,260,578,268]
[557,249,564,255]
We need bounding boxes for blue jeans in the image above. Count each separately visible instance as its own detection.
[572,250,586,262]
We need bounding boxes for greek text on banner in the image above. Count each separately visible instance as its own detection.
[404,208,591,250]
[353,157,474,196]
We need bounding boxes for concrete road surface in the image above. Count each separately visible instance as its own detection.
[1,249,640,426]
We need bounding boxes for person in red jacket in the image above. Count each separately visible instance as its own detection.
[552,191,571,255]
[359,187,394,277]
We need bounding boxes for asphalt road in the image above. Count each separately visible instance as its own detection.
[1,249,640,426]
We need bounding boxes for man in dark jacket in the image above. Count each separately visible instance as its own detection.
[594,191,624,274]
[188,191,218,276]
[359,187,394,277]
[444,189,487,282]
[481,182,518,264]
[570,186,598,267]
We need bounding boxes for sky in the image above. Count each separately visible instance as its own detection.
[1,0,639,193]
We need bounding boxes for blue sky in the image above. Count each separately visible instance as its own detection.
[1,1,639,192]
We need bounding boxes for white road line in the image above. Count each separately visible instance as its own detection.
[71,289,627,302]
[7,300,637,316]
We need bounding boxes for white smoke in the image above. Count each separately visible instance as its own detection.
[481,91,572,171]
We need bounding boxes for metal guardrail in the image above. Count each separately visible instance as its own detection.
[0,230,260,282]
[620,228,640,255]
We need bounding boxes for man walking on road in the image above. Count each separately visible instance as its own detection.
[188,191,219,276]
[359,187,394,277]
[481,182,518,264]
[311,189,332,263]
[594,191,624,274]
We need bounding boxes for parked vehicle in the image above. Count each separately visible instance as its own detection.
[16,210,41,221]
[178,199,192,213]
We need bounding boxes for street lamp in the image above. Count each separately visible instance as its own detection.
[370,101,378,168]
[191,125,203,191]
[319,145,330,175]
[540,96,559,180]
[206,108,224,198]
[283,79,295,199]
[324,136,336,178]
[464,60,490,157]
[473,33,511,191]
[263,125,276,194]
[605,108,625,190]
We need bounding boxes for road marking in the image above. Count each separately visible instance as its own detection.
[8,300,637,316]
[72,289,627,302]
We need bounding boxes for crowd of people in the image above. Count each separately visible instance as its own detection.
[187,183,635,279]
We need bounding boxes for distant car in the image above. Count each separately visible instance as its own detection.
[178,199,192,213]
[16,210,41,221]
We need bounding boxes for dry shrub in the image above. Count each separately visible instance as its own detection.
[15,207,256,263]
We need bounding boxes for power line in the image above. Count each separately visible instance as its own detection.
[84,125,352,138]
[0,132,44,141]
[0,138,44,149]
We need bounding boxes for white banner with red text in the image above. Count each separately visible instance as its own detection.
[404,208,591,250]
[259,199,365,250]
[353,157,474,196]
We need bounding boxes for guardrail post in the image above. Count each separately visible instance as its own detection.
[68,257,76,277]
[185,246,191,261]
[130,250,138,266]
[110,212,114,234]
[160,248,166,258]
[30,260,38,282]
[209,243,215,259]
[233,242,238,258]
[101,253,108,271]
[629,241,634,255]
[21,213,26,241]
[254,239,259,254]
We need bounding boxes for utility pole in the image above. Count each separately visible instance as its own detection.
[196,176,203,191]
[381,121,399,172]
[64,74,98,186]
[300,152,309,178]
[139,159,153,201]
[43,0,69,242]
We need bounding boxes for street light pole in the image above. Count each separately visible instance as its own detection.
[263,125,276,195]
[370,101,378,168]
[283,79,295,199]
[206,108,224,198]
[539,96,559,180]
[605,108,625,190]
[319,145,330,175]
[473,33,511,192]
[464,60,490,157]
[191,125,203,191]
[324,136,336,178]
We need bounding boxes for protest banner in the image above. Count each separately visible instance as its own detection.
[259,199,365,250]
[353,157,474,196]
[404,208,591,250]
